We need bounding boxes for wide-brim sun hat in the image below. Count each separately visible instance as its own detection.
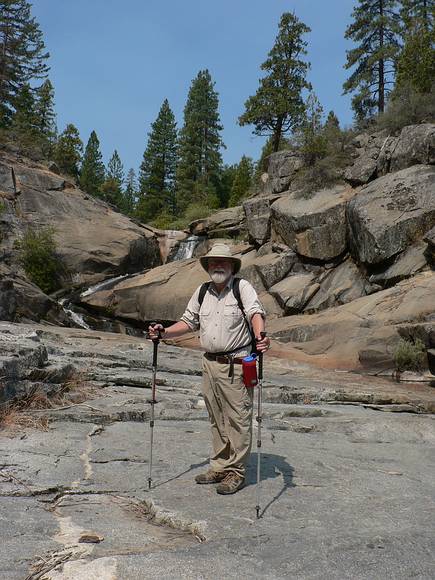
[199,243,242,274]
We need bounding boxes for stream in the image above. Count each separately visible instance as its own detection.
[57,232,201,333]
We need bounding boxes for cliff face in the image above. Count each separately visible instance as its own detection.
[0,150,161,323]
[0,124,434,370]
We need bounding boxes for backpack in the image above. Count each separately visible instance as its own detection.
[198,277,256,352]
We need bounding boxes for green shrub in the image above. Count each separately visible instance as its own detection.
[18,227,67,294]
[292,158,343,198]
[151,202,216,231]
[376,83,434,132]
[393,338,426,372]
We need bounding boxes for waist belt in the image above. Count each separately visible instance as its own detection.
[204,352,245,383]
[204,353,244,365]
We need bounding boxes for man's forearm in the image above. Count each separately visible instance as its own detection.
[162,320,191,339]
[251,313,265,338]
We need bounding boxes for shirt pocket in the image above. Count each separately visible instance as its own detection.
[224,303,241,330]
[199,305,212,322]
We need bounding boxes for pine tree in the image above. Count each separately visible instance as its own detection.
[79,131,105,197]
[101,150,125,207]
[395,0,434,93]
[229,156,254,206]
[54,123,83,179]
[54,124,83,178]
[215,164,237,208]
[9,83,39,152]
[137,99,178,222]
[0,0,49,126]
[34,79,56,155]
[122,168,137,215]
[400,0,434,29]
[323,110,342,155]
[239,12,311,153]
[343,0,401,121]
[176,70,224,211]
[297,92,327,166]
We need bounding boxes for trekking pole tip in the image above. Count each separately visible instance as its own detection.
[148,478,152,490]
[256,506,260,519]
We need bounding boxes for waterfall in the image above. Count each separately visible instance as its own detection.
[80,274,129,299]
[172,235,200,261]
[59,299,91,330]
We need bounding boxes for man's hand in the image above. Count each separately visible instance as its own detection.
[255,333,270,353]
[148,323,164,340]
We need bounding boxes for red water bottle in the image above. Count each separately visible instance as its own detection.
[242,354,258,388]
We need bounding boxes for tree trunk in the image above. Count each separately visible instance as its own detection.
[378,0,385,113]
[272,117,283,152]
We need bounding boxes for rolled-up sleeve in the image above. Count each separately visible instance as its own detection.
[239,279,266,321]
[180,286,201,331]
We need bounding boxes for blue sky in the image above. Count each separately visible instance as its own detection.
[32,0,358,175]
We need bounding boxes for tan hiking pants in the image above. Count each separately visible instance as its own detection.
[201,356,254,477]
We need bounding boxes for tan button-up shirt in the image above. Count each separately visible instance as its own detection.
[180,277,265,356]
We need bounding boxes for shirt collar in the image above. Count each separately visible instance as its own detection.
[209,275,234,296]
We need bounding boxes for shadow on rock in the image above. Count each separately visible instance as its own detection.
[153,458,209,488]
[246,452,295,518]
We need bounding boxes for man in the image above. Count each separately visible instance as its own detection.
[148,243,270,495]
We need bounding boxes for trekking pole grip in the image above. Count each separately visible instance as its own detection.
[257,331,266,381]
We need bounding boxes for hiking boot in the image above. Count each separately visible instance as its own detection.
[195,470,227,484]
[216,472,245,495]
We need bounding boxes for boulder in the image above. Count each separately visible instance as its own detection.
[0,155,162,284]
[269,273,319,313]
[190,206,245,238]
[14,164,67,192]
[262,151,305,194]
[0,162,15,195]
[0,279,17,320]
[423,226,435,264]
[389,124,435,173]
[270,186,352,260]
[268,272,435,370]
[258,291,283,319]
[81,246,276,324]
[369,241,428,286]
[347,165,435,265]
[344,130,390,186]
[254,250,298,289]
[305,259,369,312]
[243,195,280,245]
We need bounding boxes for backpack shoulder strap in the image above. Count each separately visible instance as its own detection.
[233,277,256,351]
[232,277,245,316]
[198,281,211,309]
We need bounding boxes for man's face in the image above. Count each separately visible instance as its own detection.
[208,258,233,284]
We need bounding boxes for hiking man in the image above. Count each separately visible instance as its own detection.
[148,243,270,495]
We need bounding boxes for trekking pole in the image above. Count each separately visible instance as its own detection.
[147,322,161,490]
[255,332,266,519]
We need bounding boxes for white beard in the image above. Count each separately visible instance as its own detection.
[210,269,231,284]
